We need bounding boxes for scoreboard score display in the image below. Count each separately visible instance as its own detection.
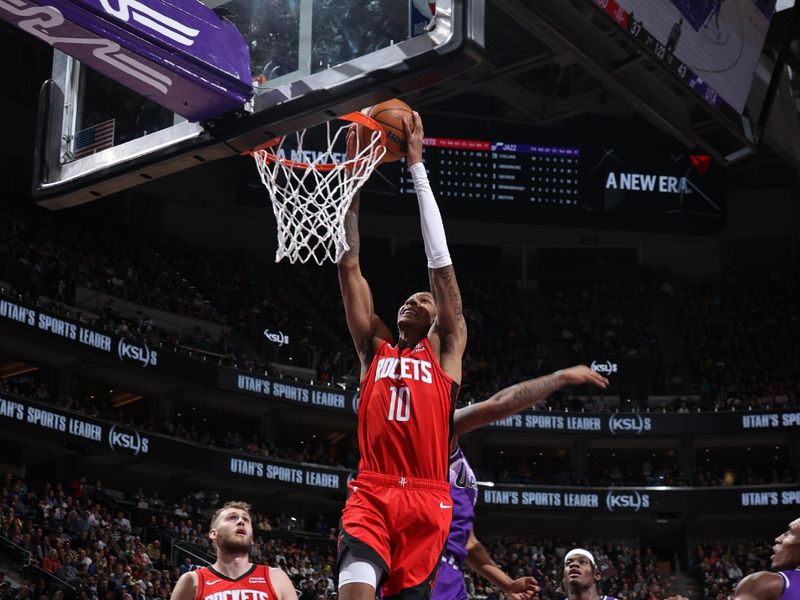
[365,120,726,234]
[399,138,581,206]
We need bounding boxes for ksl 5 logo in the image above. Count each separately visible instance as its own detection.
[605,490,650,512]
[117,338,157,368]
[263,329,289,347]
[608,413,652,435]
[108,425,149,455]
[590,360,618,375]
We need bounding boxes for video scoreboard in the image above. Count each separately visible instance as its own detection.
[363,119,726,235]
[399,138,581,206]
[589,0,777,114]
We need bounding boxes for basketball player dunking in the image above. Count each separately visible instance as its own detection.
[436,365,609,600]
[336,110,466,600]
[170,502,297,600]
[734,518,800,600]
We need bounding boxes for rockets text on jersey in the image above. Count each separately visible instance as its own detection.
[206,590,268,600]
[373,356,433,383]
[357,338,459,481]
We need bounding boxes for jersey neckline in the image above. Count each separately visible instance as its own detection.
[207,564,258,582]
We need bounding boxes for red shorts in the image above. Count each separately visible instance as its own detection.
[337,471,452,600]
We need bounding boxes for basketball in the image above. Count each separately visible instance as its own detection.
[358,99,414,163]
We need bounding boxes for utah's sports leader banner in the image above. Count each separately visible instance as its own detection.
[0,394,347,493]
[0,296,353,413]
[479,485,800,513]
[3,393,798,512]
[217,368,353,413]
[0,296,216,386]
[2,296,800,434]
[489,408,800,436]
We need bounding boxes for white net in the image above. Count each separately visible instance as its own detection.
[251,115,386,265]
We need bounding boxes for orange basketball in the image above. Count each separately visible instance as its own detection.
[358,99,414,163]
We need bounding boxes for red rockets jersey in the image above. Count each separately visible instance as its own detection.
[357,337,459,481]
[194,565,278,600]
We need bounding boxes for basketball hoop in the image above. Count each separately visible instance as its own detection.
[247,112,386,265]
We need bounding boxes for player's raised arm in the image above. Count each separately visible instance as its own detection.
[453,365,609,436]
[403,111,466,381]
[337,132,392,377]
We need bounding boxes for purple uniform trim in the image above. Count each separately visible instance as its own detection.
[432,445,477,600]
[780,569,800,600]
[444,445,478,563]
[434,557,468,600]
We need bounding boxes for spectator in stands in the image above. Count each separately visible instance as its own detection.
[42,549,62,574]
[256,515,272,531]
[145,540,161,563]
[56,550,79,583]
[299,580,315,600]
[70,477,87,499]
[115,511,132,535]
[177,559,191,577]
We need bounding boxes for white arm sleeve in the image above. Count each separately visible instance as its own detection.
[409,161,452,269]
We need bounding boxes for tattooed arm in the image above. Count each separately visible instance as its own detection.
[453,366,609,435]
[403,111,466,382]
[428,263,467,381]
[337,185,392,378]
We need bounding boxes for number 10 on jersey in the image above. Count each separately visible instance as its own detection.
[388,385,411,421]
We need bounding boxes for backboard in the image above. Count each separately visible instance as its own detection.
[27,0,484,208]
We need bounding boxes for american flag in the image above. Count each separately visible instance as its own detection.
[73,119,115,159]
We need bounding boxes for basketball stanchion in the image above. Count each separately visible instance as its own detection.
[245,112,386,266]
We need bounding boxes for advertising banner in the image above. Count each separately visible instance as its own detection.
[3,296,798,436]
[488,409,800,436]
[478,484,800,513]
[0,394,348,494]
[0,296,215,386]
[217,368,356,414]
[3,393,798,511]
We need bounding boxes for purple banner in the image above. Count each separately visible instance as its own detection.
[0,0,251,121]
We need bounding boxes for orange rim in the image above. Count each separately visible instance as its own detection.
[244,111,386,171]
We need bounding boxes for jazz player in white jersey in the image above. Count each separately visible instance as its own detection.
[170,501,297,600]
